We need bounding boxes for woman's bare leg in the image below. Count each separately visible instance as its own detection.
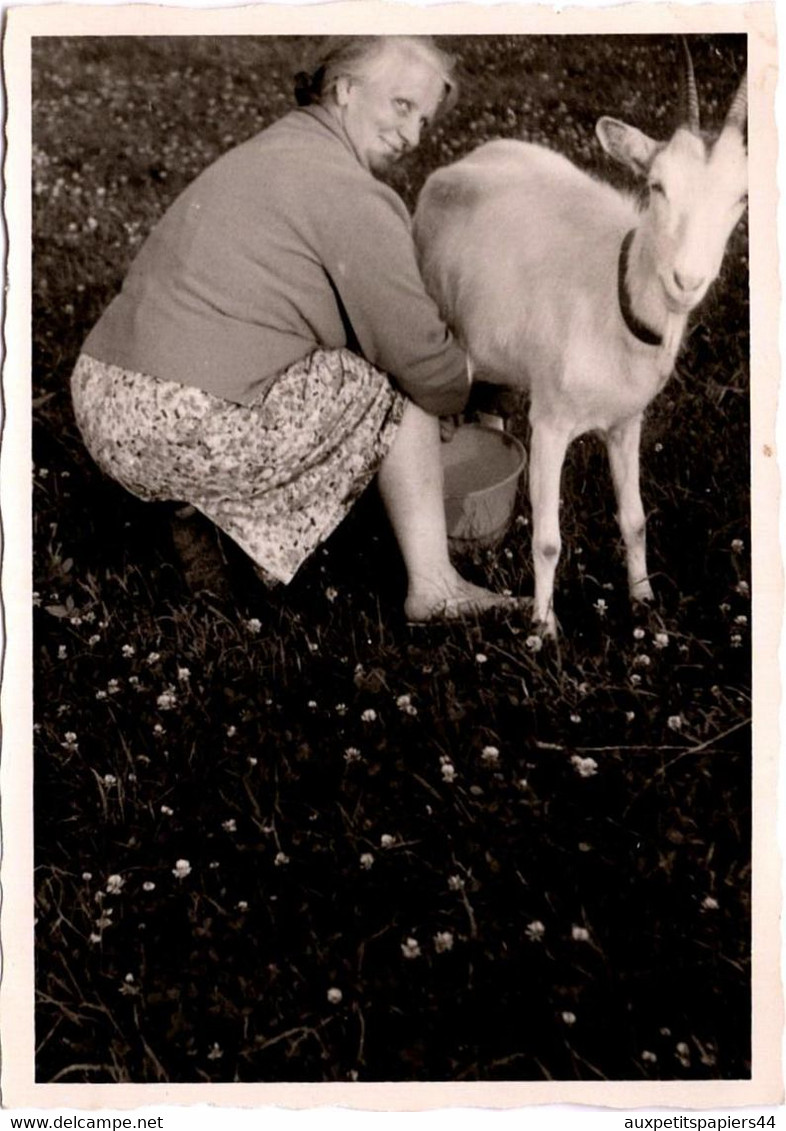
[377,400,525,621]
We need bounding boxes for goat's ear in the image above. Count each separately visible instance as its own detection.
[596,117,660,177]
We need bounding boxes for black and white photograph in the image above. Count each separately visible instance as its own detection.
[1,0,781,1113]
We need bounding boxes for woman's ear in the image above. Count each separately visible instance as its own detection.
[334,75,353,107]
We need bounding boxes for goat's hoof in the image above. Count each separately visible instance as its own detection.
[631,582,655,605]
[531,616,557,639]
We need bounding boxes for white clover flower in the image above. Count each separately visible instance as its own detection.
[61,732,79,751]
[561,1011,577,1026]
[32,591,41,607]
[434,930,454,954]
[89,933,102,945]
[448,874,465,891]
[570,755,599,778]
[172,859,192,880]
[475,653,488,664]
[361,708,377,722]
[226,725,237,737]
[675,1041,691,1066]
[325,587,339,603]
[327,986,343,1004]
[730,633,743,648]
[58,645,68,660]
[107,679,121,695]
[571,925,590,942]
[569,713,582,724]
[335,703,348,716]
[630,674,642,686]
[401,937,421,959]
[222,818,237,833]
[146,651,161,664]
[236,900,249,912]
[142,882,156,892]
[641,1050,658,1064]
[245,618,262,634]
[160,805,174,816]
[103,774,117,786]
[633,654,651,668]
[307,700,318,710]
[157,688,177,711]
[593,598,607,616]
[731,539,744,554]
[274,851,290,867]
[525,634,543,653]
[177,666,191,682]
[654,633,669,649]
[525,920,546,941]
[88,634,101,646]
[736,580,750,596]
[396,694,412,710]
[667,715,684,732]
[441,762,457,783]
[481,745,500,763]
[152,723,165,735]
[247,756,258,767]
[380,834,395,849]
[359,852,375,870]
[106,874,124,894]
[344,747,362,763]
[734,614,748,626]
[701,895,720,911]
[633,627,646,640]
[121,644,136,658]
[124,973,135,985]
[82,872,93,882]
[207,1043,224,1060]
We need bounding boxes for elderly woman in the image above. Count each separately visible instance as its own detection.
[71,35,523,622]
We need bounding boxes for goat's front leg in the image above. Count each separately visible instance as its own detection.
[529,419,571,635]
[606,415,654,604]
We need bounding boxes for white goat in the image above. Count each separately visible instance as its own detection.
[414,47,748,634]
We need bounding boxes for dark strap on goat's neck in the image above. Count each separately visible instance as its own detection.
[618,229,663,347]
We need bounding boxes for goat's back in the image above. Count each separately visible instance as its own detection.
[414,139,637,387]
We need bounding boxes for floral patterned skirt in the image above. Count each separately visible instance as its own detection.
[71,350,406,584]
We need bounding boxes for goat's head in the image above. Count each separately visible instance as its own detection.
[595,44,748,316]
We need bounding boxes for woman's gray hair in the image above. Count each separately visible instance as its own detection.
[294,36,458,118]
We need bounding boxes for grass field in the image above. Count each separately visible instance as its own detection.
[31,34,750,1084]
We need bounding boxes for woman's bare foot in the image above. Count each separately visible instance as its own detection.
[404,574,530,623]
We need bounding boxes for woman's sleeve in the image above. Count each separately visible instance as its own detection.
[321,176,470,417]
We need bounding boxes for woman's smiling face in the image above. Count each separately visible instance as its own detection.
[334,45,447,173]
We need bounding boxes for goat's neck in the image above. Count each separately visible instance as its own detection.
[625,230,687,378]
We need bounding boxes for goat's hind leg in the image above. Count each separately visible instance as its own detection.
[529,418,571,635]
[606,415,654,605]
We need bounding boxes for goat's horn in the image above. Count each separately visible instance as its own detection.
[723,72,748,133]
[679,37,701,133]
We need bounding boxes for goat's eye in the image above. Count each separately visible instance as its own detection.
[649,181,666,198]
[394,98,411,114]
